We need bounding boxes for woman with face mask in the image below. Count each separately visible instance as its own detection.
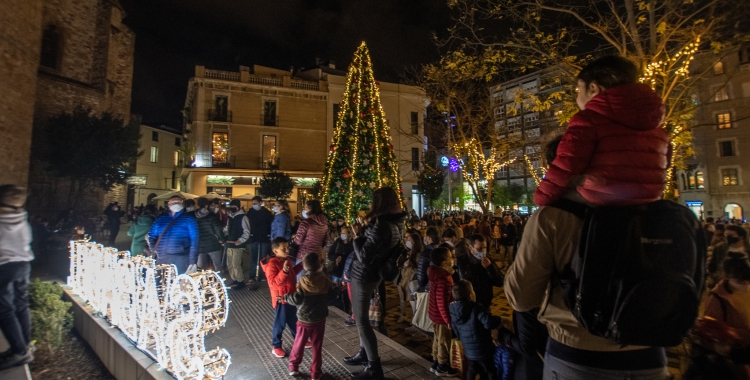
[328,226,354,283]
[395,229,422,323]
[292,200,328,277]
[709,225,750,286]
[270,200,291,241]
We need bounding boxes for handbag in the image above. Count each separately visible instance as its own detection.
[450,338,467,379]
[412,291,433,333]
[368,290,383,327]
[142,214,183,258]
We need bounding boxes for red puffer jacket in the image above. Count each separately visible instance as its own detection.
[428,265,454,325]
[260,256,302,308]
[534,83,670,206]
[293,213,328,260]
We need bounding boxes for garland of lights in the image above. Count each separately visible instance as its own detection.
[321,42,403,222]
[68,241,231,380]
[523,153,547,186]
[451,138,516,199]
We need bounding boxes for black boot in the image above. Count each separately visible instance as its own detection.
[343,347,368,366]
[350,359,384,380]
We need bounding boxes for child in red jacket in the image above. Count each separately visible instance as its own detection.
[533,55,671,207]
[428,247,459,376]
[260,237,303,358]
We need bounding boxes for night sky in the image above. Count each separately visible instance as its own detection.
[119,0,453,127]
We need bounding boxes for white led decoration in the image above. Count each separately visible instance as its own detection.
[67,241,231,380]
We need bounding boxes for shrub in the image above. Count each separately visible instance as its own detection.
[29,279,73,352]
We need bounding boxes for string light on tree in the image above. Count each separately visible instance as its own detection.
[321,42,403,222]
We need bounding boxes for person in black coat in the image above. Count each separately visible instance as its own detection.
[416,226,439,292]
[497,309,548,380]
[344,187,406,380]
[450,280,502,380]
[104,203,125,246]
[456,234,504,310]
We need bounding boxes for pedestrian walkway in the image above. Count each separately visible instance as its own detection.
[206,281,440,380]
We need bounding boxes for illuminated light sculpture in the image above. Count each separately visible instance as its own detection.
[67,241,231,380]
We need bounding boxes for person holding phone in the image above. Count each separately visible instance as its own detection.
[455,234,504,312]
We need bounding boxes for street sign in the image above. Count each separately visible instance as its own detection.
[126,175,147,186]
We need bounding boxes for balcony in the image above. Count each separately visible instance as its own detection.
[262,114,279,127]
[260,156,280,170]
[208,109,232,122]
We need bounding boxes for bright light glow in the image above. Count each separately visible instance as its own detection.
[440,156,449,167]
[68,242,231,380]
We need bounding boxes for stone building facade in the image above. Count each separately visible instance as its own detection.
[0,0,43,187]
[26,0,135,217]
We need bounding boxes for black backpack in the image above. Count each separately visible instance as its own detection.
[552,199,706,347]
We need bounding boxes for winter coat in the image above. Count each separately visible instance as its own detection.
[282,270,336,323]
[498,309,548,380]
[450,300,502,360]
[478,221,492,239]
[104,207,125,227]
[500,223,517,246]
[0,209,33,266]
[225,210,250,249]
[293,213,328,260]
[327,238,354,278]
[147,210,200,264]
[127,213,155,255]
[271,212,292,241]
[704,280,750,377]
[342,250,356,283]
[260,255,303,309]
[194,208,224,253]
[428,265,454,325]
[247,207,274,243]
[534,83,670,207]
[455,253,504,309]
[350,212,407,282]
[416,243,435,292]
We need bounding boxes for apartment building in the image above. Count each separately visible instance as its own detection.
[130,125,184,206]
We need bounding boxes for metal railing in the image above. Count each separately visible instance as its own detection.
[205,69,239,81]
[260,157,280,170]
[208,109,232,122]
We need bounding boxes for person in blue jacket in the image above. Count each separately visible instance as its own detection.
[271,200,292,241]
[147,195,199,274]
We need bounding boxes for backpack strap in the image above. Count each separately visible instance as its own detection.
[549,198,589,219]
[152,214,184,254]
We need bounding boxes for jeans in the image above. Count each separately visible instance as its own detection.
[351,279,381,361]
[272,303,297,348]
[288,320,326,379]
[198,250,224,272]
[248,241,270,281]
[468,358,498,380]
[0,261,31,355]
[156,253,189,274]
[543,353,670,380]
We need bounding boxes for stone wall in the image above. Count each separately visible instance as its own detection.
[0,0,44,187]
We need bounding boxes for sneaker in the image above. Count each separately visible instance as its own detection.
[246,279,260,290]
[229,281,246,290]
[289,370,300,376]
[429,361,438,373]
[344,316,356,326]
[434,364,459,377]
[0,350,33,371]
[305,341,313,349]
[271,347,287,358]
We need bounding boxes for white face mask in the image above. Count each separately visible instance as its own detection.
[302,210,309,218]
[252,204,260,210]
[209,206,218,213]
[186,206,195,212]
[169,204,184,213]
[341,233,348,240]
[405,240,413,249]
[272,206,278,213]
[473,251,485,260]
[424,238,430,246]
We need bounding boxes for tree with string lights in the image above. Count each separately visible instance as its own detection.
[321,42,403,222]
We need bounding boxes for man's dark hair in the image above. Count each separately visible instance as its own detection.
[716,224,726,232]
[303,252,321,272]
[452,280,474,302]
[144,204,157,214]
[544,135,564,166]
[468,234,485,246]
[706,217,715,224]
[272,236,288,250]
[431,247,451,266]
[723,252,750,282]
[197,197,210,208]
[577,55,639,89]
[425,226,439,244]
[185,199,196,208]
[251,196,263,203]
[442,228,457,239]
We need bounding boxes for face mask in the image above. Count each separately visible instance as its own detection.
[424,238,430,246]
[113,207,119,211]
[252,204,260,210]
[169,204,184,213]
[405,240,413,249]
[473,251,485,260]
[341,233,348,240]
[209,206,218,213]
[302,210,309,219]
[229,206,238,213]
[186,206,195,212]
[272,206,278,213]
[727,236,740,245]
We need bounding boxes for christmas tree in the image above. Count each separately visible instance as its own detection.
[321,42,402,222]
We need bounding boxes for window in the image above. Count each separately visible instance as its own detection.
[262,135,277,168]
[215,95,228,116]
[152,131,159,141]
[175,137,181,147]
[714,87,729,102]
[40,25,61,69]
[263,100,277,126]
[720,140,735,157]
[717,113,732,129]
[174,151,180,166]
[410,112,419,135]
[722,168,739,186]
[688,175,696,189]
[412,148,419,171]
[150,146,158,163]
[713,62,724,75]
[212,132,228,165]
[696,171,705,189]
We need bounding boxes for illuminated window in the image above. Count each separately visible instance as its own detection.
[174,151,180,166]
[262,135,277,168]
[719,140,735,157]
[717,113,732,129]
[688,175,696,189]
[150,146,158,163]
[212,132,228,165]
[695,171,704,189]
[722,168,739,186]
[715,87,729,102]
[713,62,724,75]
